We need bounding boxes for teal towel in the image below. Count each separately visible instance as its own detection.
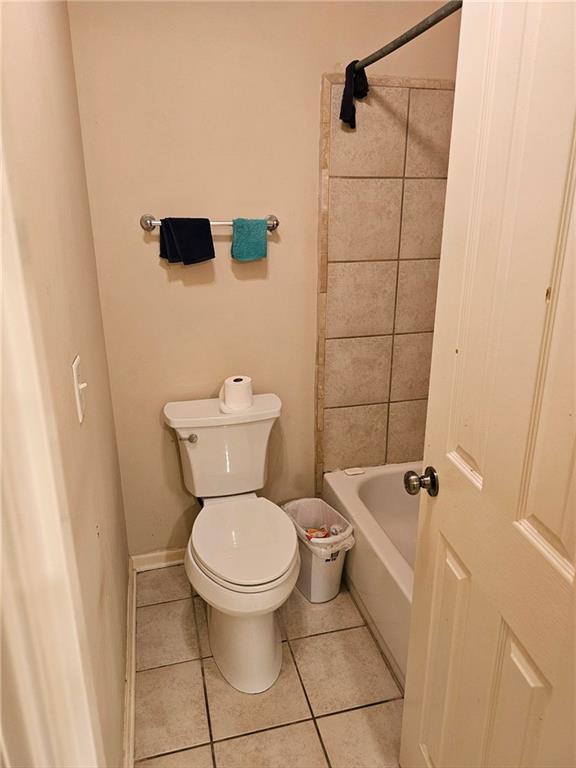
[231,218,268,261]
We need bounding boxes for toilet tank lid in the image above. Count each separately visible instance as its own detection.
[164,393,281,429]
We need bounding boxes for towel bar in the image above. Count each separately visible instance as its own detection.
[140,214,279,232]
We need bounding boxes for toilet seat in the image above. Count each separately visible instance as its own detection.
[191,496,297,590]
[191,548,300,594]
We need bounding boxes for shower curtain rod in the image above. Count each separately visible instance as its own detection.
[354,0,463,71]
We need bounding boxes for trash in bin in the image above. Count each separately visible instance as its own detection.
[305,527,329,539]
[283,498,354,603]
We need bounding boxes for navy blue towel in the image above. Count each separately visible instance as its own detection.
[160,218,215,265]
[339,60,369,129]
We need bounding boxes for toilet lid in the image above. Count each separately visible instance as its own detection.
[192,497,297,587]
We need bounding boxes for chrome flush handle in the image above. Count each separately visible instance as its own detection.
[177,433,198,443]
[404,466,439,497]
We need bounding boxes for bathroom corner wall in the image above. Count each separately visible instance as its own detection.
[316,75,454,487]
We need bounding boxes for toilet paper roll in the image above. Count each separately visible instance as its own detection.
[219,375,253,412]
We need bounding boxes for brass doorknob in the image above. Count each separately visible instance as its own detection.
[403,466,439,497]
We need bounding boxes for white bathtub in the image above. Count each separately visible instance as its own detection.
[323,463,420,686]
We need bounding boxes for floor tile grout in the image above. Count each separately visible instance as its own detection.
[285,639,333,768]
[136,656,203,674]
[285,621,365,643]
[191,595,216,768]
[136,593,193,609]
[315,695,404,721]
[211,716,314,745]
[134,741,211,765]
[200,659,217,768]
[135,570,404,766]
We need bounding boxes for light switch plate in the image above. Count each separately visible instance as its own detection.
[71,355,88,423]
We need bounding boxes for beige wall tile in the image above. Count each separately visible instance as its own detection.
[400,179,447,259]
[290,627,400,716]
[324,337,392,407]
[323,405,388,471]
[318,700,403,768]
[328,178,402,261]
[390,333,433,401]
[213,722,328,768]
[330,85,409,177]
[386,400,428,463]
[395,260,440,333]
[405,89,454,177]
[135,661,209,759]
[326,262,397,338]
[317,80,454,486]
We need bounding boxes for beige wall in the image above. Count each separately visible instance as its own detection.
[69,2,460,555]
[2,4,129,765]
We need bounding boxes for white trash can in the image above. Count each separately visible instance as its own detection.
[283,498,354,603]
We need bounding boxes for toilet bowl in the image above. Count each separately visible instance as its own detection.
[185,495,299,693]
[163,392,298,693]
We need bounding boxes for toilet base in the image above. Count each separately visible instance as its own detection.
[208,606,282,693]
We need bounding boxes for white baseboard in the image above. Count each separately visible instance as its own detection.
[122,549,187,767]
[130,547,186,573]
[122,562,136,768]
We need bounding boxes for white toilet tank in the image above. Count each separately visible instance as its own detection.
[163,394,281,498]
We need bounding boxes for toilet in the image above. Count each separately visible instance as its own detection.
[163,393,299,694]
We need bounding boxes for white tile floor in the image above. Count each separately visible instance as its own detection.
[134,565,403,768]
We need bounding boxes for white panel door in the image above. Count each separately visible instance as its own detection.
[400,3,575,767]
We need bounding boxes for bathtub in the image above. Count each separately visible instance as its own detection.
[323,463,420,686]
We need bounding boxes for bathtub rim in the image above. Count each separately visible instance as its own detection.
[323,463,417,603]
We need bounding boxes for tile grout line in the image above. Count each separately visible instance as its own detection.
[284,621,365,643]
[314,694,405,721]
[326,330,434,340]
[137,653,208,674]
[285,639,333,768]
[134,741,211,765]
[329,175,448,180]
[200,658,217,768]
[210,716,314,746]
[324,397,428,411]
[327,257,440,264]
[194,600,217,768]
[136,592,194,609]
[385,87,412,463]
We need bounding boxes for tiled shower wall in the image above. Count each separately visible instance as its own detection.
[315,75,454,489]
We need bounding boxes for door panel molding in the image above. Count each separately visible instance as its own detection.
[419,538,471,767]
[482,622,550,768]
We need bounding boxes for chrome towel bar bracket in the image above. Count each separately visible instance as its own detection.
[139,214,280,232]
